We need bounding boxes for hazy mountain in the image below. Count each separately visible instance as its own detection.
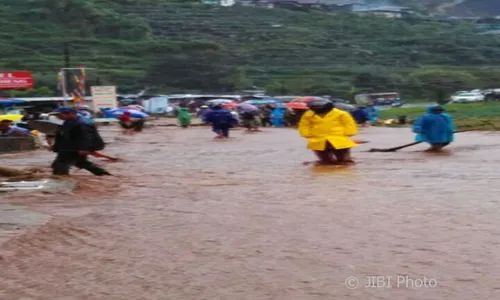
[392,0,500,17]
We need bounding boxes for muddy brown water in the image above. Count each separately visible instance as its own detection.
[1,125,500,300]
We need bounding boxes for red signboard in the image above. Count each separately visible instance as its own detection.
[0,72,33,89]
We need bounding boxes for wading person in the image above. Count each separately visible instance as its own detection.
[364,102,379,124]
[260,104,273,127]
[176,105,192,128]
[298,99,358,165]
[204,104,237,139]
[237,103,261,132]
[351,106,369,127]
[50,107,111,176]
[118,111,145,134]
[413,105,454,152]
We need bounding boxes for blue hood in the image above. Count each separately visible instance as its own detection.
[427,105,445,114]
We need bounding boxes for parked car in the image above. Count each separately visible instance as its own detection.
[450,92,484,103]
[483,90,500,101]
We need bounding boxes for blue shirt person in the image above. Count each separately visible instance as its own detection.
[363,103,379,123]
[351,106,369,125]
[271,106,286,127]
[0,120,31,137]
[412,105,454,151]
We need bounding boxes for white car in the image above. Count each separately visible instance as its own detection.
[451,92,484,103]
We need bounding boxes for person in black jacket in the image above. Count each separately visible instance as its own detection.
[50,107,111,176]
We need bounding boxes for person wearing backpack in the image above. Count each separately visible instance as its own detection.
[49,107,111,176]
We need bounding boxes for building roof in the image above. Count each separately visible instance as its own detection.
[353,5,410,12]
[265,0,362,4]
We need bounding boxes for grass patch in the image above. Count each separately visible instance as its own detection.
[379,102,500,130]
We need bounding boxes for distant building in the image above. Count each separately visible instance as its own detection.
[238,0,274,8]
[237,0,364,10]
[352,5,414,18]
[201,0,235,6]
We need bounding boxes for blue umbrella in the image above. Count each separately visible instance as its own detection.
[108,108,149,118]
[244,99,277,105]
[0,98,25,106]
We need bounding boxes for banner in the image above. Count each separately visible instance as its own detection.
[90,86,117,111]
[0,72,33,89]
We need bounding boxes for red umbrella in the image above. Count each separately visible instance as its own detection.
[285,102,308,110]
[291,96,322,103]
[222,102,240,109]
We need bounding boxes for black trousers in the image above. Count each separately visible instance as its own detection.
[212,125,230,137]
[120,120,144,131]
[52,152,109,176]
[261,117,272,127]
[313,142,350,165]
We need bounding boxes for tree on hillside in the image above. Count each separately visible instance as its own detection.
[408,69,478,101]
[42,0,150,38]
[142,49,250,92]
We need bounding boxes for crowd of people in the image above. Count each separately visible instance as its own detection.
[195,104,306,129]
[0,99,455,176]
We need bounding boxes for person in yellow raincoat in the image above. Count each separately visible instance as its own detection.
[298,99,358,165]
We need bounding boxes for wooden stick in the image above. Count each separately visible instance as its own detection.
[89,152,120,161]
[368,129,474,153]
[353,140,369,144]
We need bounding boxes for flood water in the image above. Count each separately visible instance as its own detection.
[1,125,500,299]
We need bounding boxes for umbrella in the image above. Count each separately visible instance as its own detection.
[292,96,324,103]
[127,104,146,111]
[0,98,25,106]
[238,103,259,113]
[243,99,277,105]
[108,108,149,118]
[222,102,240,109]
[0,114,23,122]
[285,102,308,110]
[273,96,299,103]
[206,99,234,104]
[28,120,62,135]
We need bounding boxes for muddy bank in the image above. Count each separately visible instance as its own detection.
[1,126,500,299]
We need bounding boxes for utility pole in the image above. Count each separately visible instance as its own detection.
[61,42,71,105]
[63,42,70,68]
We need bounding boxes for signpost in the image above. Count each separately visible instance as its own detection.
[0,72,33,89]
[90,86,117,111]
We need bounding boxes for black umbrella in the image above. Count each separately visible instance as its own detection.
[28,120,62,135]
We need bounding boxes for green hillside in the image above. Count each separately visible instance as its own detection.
[2,0,500,98]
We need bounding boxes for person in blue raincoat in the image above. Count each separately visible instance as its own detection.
[351,106,369,126]
[204,104,238,139]
[363,102,379,124]
[412,105,454,151]
[271,106,286,127]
